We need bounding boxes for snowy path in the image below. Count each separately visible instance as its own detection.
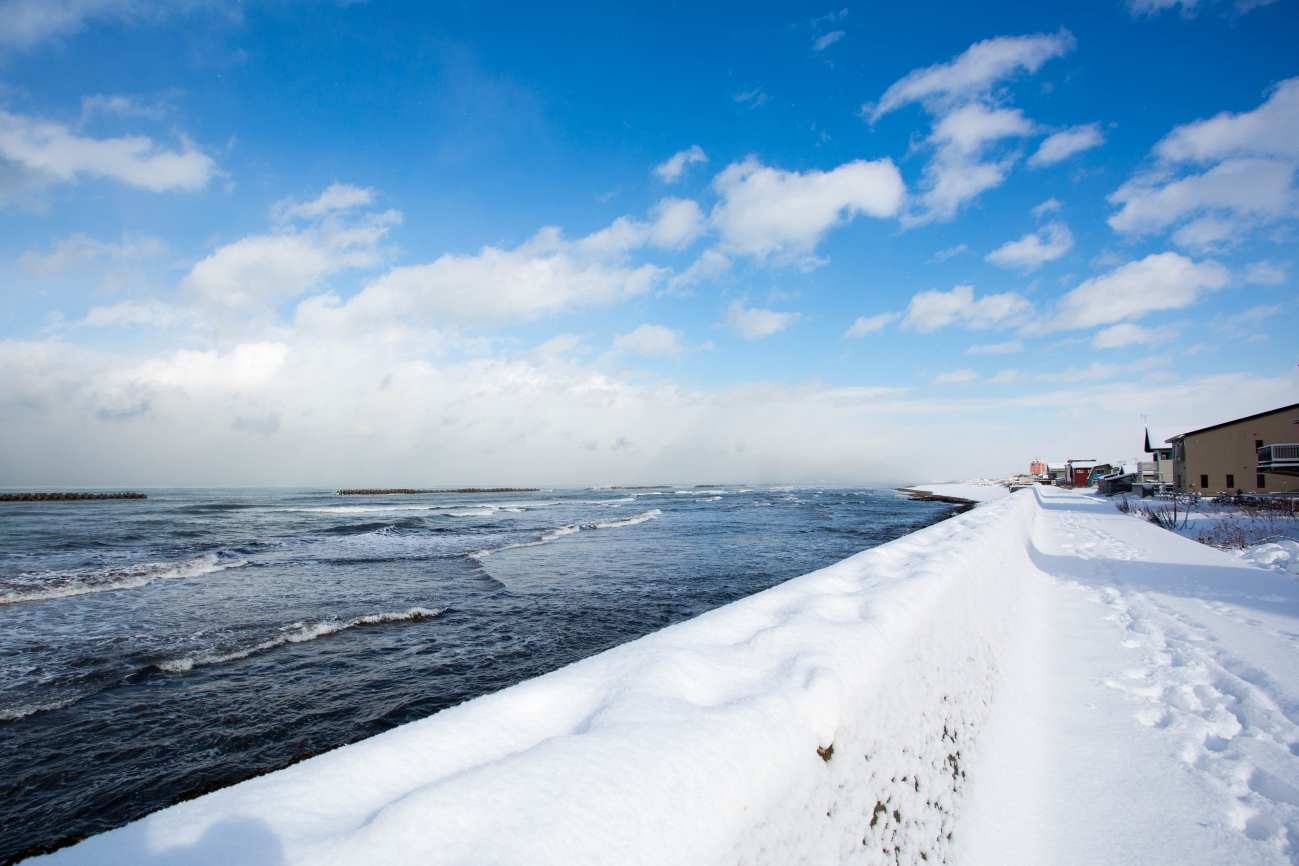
[37,487,1299,865]
[964,487,1299,865]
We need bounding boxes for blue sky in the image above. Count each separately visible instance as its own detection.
[1,0,1296,486]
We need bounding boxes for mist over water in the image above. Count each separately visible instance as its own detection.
[0,486,956,862]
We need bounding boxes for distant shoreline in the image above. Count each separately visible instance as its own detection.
[336,488,540,495]
[895,487,978,513]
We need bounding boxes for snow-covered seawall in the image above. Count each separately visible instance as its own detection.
[44,486,1299,864]
[43,490,1043,865]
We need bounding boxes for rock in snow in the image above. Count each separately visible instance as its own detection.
[39,487,1299,865]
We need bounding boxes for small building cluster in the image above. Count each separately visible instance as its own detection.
[1025,402,1299,496]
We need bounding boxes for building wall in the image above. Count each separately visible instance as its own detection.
[1172,407,1299,494]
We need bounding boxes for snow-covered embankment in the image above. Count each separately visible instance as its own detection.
[44,486,1299,864]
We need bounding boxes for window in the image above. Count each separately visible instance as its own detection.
[1200,474,1209,489]
[1226,474,1235,489]
[1257,440,1265,449]
[1259,474,1266,488]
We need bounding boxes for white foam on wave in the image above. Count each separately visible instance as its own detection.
[695,496,722,503]
[470,509,660,559]
[585,509,662,530]
[156,607,445,674]
[0,553,247,606]
[0,695,80,723]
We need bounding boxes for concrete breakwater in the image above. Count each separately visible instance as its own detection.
[336,488,540,495]
[0,492,147,502]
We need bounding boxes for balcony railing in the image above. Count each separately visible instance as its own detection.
[1259,444,1299,476]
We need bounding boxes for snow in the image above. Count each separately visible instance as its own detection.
[38,487,1299,865]
[906,481,1012,503]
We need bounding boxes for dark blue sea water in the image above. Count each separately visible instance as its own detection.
[0,486,957,863]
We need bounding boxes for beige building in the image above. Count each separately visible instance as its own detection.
[1168,402,1299,494]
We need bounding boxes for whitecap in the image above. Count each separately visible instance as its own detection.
[0,553,247,606]
[156,606,444,673]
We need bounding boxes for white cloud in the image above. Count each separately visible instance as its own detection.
[1243,259,1287,285]
[709,157,905,262]
[901,284,1032,333]
[273,183,374,221]
[1031,197,1062,218]
[83,298,190,328]
[930,243,967,263]
[80,92,171,121]
[868,33,1074,225]
[1031,252,1231,333]
[1028,123,1105,167]
[182,207,398,312]
[667,248,731,291]
[987,369,1020,384]
[867,31,1074,122]
[985,221,1073,270]
[933,368,978,385]
[734,88,769,108]
[1125,0,1278,17]
[724,300,798,339]
[648,197,706,250]
[0,107,216,194]
[966,340,1023,355]
[1108,78,1299,248]
[612,324,689,358]
[0,0,167,48]
[654,145,707,183]
[813,30,844,51]
[842,312,899,338]
[321,219,667,329]
[1091,322,1180,348]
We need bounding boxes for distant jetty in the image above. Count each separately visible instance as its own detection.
[336,488,540,496]
[0,492,147,502]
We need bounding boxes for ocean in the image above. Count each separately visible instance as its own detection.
[0,486,957,862]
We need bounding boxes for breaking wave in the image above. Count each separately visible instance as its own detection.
[0,553,246,606]
[470,509,660,559]
[0,696,80,723]
[156,607,445,673]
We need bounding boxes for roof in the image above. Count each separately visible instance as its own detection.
[1166,402,1299,442]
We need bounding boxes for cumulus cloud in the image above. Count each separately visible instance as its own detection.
[901,284,1032,332]
[1031,252,1231,333]
[182,206,399,311]
[724,300,799,339]
[318,219,667,330]
[0,0,181,48]
[83,298,192,328]
[667,248,731,291]
[0,106,216,195]
[867,32,1074,225]
[1028,123,1105,167]
[654,145,707,183]
[648,197,707,249]
[984,221,1074,270]
[1108,78,1299,248]
[273,183,374,221]
[1091,322,1180,348]
[612,324,689,358]
[709,157,905,263]
[841,312,898,338]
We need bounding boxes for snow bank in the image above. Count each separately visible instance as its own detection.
[43,491,1046,865]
